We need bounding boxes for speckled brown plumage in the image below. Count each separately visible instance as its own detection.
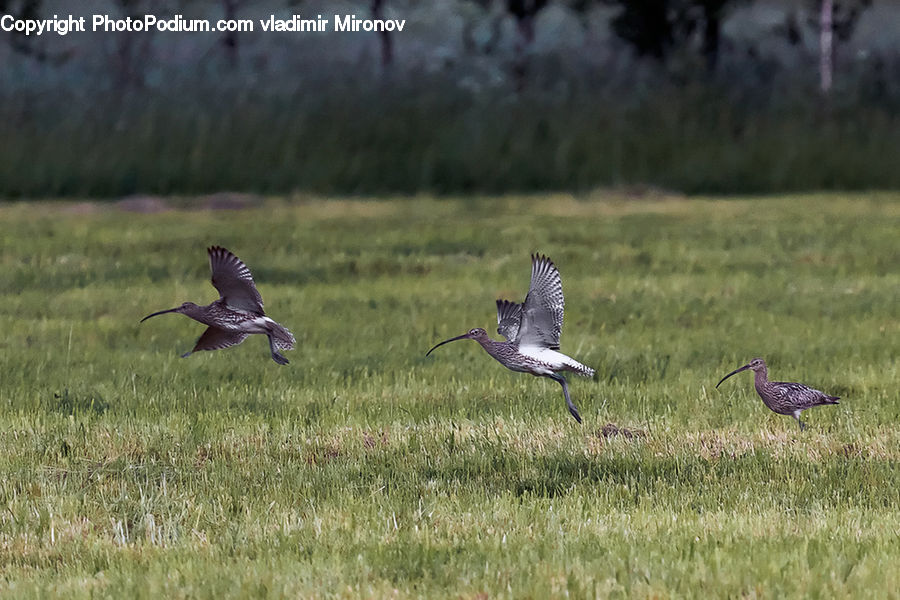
[716,358,840,430]
[141,246,294,365]
[426,254,594,423]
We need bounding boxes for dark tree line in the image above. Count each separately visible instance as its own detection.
[460,0,874,91]
[599,0,739,72]
[0,0,878,93]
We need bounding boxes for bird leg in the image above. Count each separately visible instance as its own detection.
[794,412,807,431]
[549,373,581,424]
[268,335,289,365]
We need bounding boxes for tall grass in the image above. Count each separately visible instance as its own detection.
[2,80,900,198]
[0,194,898,597]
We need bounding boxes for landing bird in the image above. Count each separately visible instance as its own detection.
[141,246,295,365]
[426,254,595,423]
[716,357,839,430]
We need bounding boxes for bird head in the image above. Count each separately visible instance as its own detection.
[716,357,767,388]
[467,327,488,340]
[747,357,766,372]
[425,327,488,357]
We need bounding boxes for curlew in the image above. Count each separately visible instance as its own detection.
[426,254,595,423]
[141,246,295,364]
[716,357,839,430]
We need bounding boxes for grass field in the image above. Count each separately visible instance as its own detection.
[1,194,898,598]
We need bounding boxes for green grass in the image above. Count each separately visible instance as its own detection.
[3,87,900,197]
[0,193,898,598]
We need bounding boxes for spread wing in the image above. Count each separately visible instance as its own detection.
[184,326,248,356]
[495,299,522,342]
[208,246,264,314]
[515,254,564,349]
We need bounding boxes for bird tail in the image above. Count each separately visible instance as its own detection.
[825,395,840,404]
[566,360,595,378]
[267,320,296,350]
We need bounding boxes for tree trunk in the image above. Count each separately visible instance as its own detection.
[513,15,535,92]
[371,0,393,68]
[819,0,833,93]
[702,6,721,73]
[222,0,239,68]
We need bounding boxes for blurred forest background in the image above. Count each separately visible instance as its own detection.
[1,0,897,197]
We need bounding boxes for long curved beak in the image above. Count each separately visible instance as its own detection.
[716,363,751,388]
[425,333,471,357]
[140,307,180,323]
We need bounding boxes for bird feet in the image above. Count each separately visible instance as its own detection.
[271,352,289,365]
[567,401,583,424]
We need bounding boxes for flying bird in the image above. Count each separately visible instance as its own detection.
[426,254,595,423]
[716,357,839,430]
[141,246,295,364]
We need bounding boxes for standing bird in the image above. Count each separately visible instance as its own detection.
[716,357,839,430]
[141,246,295,365]
[426,254,595,423]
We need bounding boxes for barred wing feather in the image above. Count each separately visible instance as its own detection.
[208,246,265,314]
[515,254,564,350]
[191,326,248,353]
[496,299,522,342]
[773,382,839,409]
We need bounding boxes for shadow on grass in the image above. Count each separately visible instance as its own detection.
[45,388,110,416]
[368,448,900,510]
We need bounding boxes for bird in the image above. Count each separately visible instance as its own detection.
[716,357,840,430]
[426,254,595,423]
[141,246,295,365]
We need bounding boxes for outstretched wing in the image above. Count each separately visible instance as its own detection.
[515,254,564,349]
[495,299,522,342]
[183,326,248,357]
[208,246,264,314]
